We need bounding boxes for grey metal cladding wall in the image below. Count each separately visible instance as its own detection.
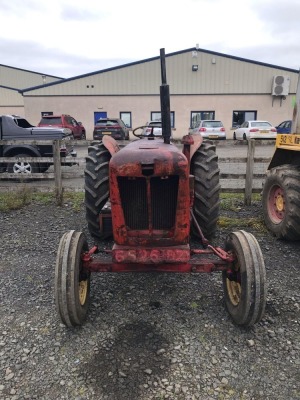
[0,65,61,89]
[22,50,298,96]
[167,51,298,94]
[0,87,23,106]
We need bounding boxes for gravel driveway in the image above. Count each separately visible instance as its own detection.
[0,199,300,400]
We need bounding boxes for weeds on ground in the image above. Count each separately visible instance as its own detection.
[0,188,84,212]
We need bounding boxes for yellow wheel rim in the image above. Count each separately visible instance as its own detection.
[79,280,88,306]
[275,193,284,212]
[226,279,241,306]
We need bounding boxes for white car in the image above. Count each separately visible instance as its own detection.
[189,120,226,140]
[142,121,162,137]
[233,120,277,140]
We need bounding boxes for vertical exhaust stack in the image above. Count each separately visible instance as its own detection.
[160,48,172,144]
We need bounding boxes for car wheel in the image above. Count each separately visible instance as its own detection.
[7,153,40,174]
[81,131,86,140]
[243,133,247,141]
[233,132,237,140]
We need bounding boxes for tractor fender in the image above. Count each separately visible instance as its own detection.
[189,134,204,161]
[102,135,121,156]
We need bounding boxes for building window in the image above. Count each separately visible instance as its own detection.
[232,111,257,127]
[190,111,215,128]
[120,112,132,128]
[150,111,175,128]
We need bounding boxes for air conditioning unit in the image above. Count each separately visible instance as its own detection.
[272,75,290,96]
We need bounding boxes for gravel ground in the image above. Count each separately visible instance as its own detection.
[0,199,300,400]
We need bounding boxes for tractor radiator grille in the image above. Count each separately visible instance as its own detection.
[118,176,179,230]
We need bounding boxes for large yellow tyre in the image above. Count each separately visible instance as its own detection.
[55,230,90,327]
[262,165,300,240]
[222,230,266,327]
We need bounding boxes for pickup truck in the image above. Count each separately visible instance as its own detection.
[0,115,77,173]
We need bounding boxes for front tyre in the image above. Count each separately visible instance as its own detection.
[222,230,266,326]
[84,142,111,238]
[262,165,300,240]
[55,230,90,327]
[191,141,220,238]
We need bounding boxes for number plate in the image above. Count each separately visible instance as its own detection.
[277,134,300,148]
[103,131,111,135]
[260,130,269,133]
[208,135,218,139]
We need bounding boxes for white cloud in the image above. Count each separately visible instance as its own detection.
[0,0,299,77]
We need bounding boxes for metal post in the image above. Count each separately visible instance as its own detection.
[244,139,255,205]
[53,140,63,205]
[160,48,172,144]
[291,70,300,134]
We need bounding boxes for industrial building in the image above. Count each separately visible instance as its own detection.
[1,47,298,139]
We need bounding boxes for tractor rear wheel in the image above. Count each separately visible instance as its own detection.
[85,142,111,238]
[55,230,91,327]
[262,165,300,240]
[191,141,220,238]
[222,230,266,326]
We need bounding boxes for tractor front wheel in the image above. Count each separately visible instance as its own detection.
[85,142,111,238]
[55,230,91,327]
[222,230,266,326]
[262,165,300,240]
[191,141,220,238]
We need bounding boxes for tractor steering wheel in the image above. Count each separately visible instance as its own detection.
[132,126,147,138]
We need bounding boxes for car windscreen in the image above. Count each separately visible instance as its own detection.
[40,117,62,125]
[96,120,119,126]
[202,121,223,128]
[251,122,271,127]
[14,118,34,128]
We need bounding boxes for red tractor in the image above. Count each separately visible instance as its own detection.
[55,49,266,328]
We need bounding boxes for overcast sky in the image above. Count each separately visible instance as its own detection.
[0,0,299,79]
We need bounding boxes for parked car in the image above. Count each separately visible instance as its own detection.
[142,121,162,137]
[38,114,86,140]
[233,120,277,140]
[0,114,76,174]
[189,120,226,140]
[275,120,292,134]
[93,118,129,140]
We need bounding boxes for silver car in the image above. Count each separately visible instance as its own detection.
[189,120,226,140]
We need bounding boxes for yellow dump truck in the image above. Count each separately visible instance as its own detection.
[262,74,300,240]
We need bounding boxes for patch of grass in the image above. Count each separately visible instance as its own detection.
[220,192,261,211]
[218,215,267,233]
[0,186,32,211]
[63,192,85,211]
[0,189,84,212]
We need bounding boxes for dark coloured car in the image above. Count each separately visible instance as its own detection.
[275,120,292,134]
[0,114,76,173]
[38,114,86,140]
[93,118,129,140]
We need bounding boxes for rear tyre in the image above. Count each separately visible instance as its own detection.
[233,132,236,140]
[55,230,90,327]
[222,230,266,326]
[85,142,111,238]
[7,153,40,174]
[262,165,300,240]
[243,133,247,141]
[191,141,220,238]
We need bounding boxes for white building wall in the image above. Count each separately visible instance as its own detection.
[24,93,294,140]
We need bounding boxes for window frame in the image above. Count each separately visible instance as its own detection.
[150,111,175,128]
[190,111,215,128]
[120,112,132,128]
[232,111,257,128]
